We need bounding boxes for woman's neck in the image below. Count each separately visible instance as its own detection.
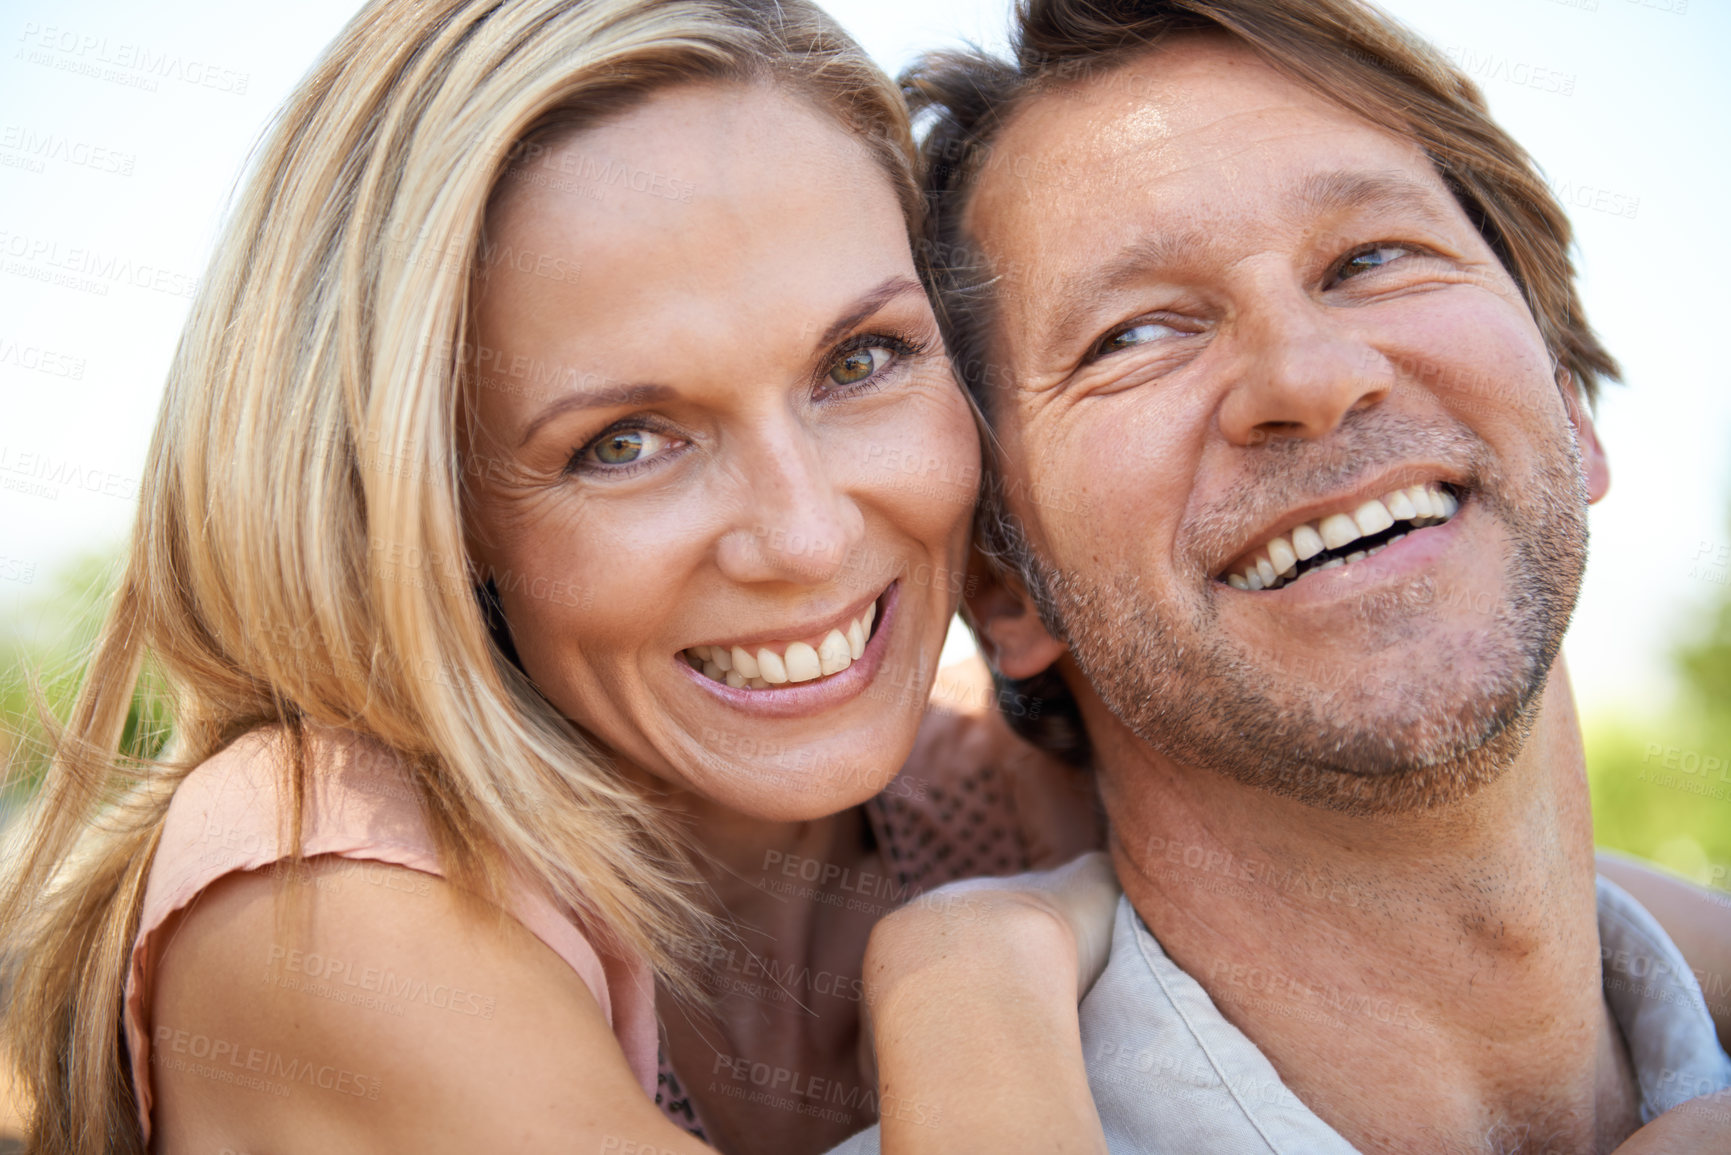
[673,790,871,919]
[654,789,889,1155]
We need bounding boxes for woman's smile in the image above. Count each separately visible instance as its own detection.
[677,581,897,718]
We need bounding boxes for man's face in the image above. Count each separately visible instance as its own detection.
[967,36,1608,812]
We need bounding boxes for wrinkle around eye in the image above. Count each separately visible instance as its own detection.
[1323,242,1472,295]
[1336,243,1415,278]
[1061,343,1191,403]
[1062,317,1205,395]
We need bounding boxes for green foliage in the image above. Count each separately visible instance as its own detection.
[1586,564,1731,889]
[1679,584,1731,717]
[1,550,171,810]
[1586,716,1731,887]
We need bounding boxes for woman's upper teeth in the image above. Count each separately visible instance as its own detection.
[684,602,877,689]
[1227,483,1460,592]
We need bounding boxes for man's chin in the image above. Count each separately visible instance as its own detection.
[1191,696,1541,816]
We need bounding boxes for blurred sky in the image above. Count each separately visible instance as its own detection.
[0,0,1726,717]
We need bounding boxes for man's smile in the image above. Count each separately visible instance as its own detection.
[1219,480,1463,592]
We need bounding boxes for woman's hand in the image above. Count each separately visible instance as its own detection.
[856,853,1120,1155]
[885,851,1120,1000]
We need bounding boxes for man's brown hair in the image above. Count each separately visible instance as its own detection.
[906,0,1618,763]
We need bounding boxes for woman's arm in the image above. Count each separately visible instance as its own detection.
[1612,1091,1731,1153]
[1596,850,1731,1050]
[153,857,715,1154]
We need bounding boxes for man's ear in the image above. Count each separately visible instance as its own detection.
[963,547,1067,680]
[1562,383,1611,504]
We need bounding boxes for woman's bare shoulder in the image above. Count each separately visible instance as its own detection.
[148,857,706,1154]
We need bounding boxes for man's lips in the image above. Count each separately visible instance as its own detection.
[1217,479,1463,592]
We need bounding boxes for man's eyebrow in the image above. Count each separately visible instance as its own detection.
[1042,227,1212,356]
[517,382,676,448]
[1293,169,1459,230]
[1038,170,1458,356]
[815,275,926,349]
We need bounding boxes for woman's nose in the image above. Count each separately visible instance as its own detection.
[714,425,866,586]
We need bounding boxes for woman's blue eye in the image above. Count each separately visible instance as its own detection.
[828,346,891,387]
[1099,320,1178,356]
[1337,244,1412,280]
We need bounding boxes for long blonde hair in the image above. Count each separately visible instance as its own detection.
[0,2,917,1150]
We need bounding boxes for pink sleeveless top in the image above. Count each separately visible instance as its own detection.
[124,724,659,1144]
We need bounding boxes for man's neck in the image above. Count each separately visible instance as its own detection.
[1088,670,1640,1153]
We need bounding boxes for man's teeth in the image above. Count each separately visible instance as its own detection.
[682,601,877,690]
[1225,483,1460,592]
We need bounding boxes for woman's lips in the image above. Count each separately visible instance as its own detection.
[681,595,880,689]
[678,583,900,719]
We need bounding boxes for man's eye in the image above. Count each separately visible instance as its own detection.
[1334,244,1413,282]
[828,346,893,387]
[1097,320,1179,357]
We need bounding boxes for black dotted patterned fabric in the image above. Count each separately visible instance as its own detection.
[865,763,1031,894]
[654,1042,709,1141]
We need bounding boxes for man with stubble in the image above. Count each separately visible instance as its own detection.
[901,1,1731,1150]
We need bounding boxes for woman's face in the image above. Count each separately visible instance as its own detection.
[465,83,980,821]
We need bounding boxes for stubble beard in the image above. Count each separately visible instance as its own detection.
[1022,415,1590,815]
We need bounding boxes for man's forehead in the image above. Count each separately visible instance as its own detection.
[993,38,1436,206]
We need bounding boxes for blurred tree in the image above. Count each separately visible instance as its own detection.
[1,550,171,815]
[1679,577,1731,731]
[1587,528,1731,887]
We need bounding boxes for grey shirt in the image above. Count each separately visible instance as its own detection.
[827,876,1730,1154]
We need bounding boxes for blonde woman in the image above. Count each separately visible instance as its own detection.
[0,1,1114,1152]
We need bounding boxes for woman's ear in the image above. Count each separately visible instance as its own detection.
[962,549,1067,681]
[1562,378,1610,504]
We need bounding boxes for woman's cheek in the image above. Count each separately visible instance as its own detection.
[490,499,671,674]
[854,394,981,547]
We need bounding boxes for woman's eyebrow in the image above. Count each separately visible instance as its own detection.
[518,382,676,448]
[814,275,925,348]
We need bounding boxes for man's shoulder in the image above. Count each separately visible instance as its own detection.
[1595,874,1731,1119]
[1076,897,1355,1154]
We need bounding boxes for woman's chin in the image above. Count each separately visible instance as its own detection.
[676,742,915,824]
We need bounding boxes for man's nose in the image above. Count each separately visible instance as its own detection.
[1216,287,1392,446]
[714,421,865,586]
